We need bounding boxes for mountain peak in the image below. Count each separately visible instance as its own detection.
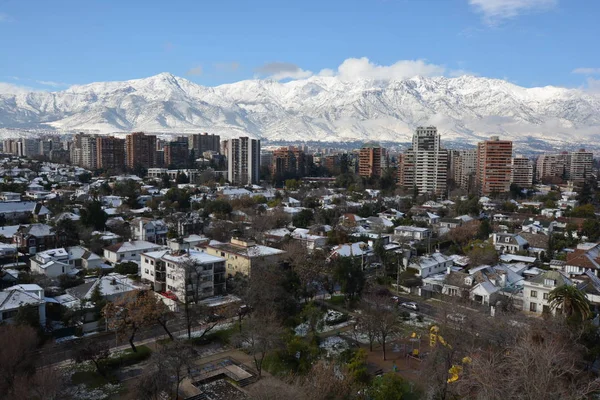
[0,73,599,146]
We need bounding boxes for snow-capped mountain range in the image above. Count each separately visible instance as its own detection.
[1,72,599,146]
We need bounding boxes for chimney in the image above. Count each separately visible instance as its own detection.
[446,265,452,275]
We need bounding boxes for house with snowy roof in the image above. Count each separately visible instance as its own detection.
[205,237,286,277]
[491,233,529,254]
[0,284,45,325]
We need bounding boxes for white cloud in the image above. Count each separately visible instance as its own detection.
[0,82,37,95]
[336,57,447,81]
[186,65,203,76]
[254,58,475,82]
[36,80,66,87]
[468,0,557,25]
[255,62,313,80]
[573,68,600,75]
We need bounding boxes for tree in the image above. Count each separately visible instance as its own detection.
[113,261,139,275]
[292,209,314,228]
[333,257,365,301]
[74,340,110,378]
[234,312,283,378]
[446,220,481,249]
[80,200,108,230]
[103,290,162,352]
[368,373,414,400]
[548,285,591,322]
[156,341,196,398]
[0,325,39,396]
[464,240,498,267]
[581,218,600,242]
[476,219,493,240]
[361,290,400,360]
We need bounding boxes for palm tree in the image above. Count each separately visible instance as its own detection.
[548,285,591,321]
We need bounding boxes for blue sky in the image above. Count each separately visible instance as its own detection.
[1,0,599,91]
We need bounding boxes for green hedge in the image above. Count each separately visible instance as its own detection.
[100,345,152,370]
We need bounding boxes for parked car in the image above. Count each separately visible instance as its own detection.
[400,301,419,311]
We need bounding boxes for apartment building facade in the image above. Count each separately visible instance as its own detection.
[400,126,447,195]
[126,132,157,170]
[96,136,125,170]
[226,137,261,185]
[476,136,513,195]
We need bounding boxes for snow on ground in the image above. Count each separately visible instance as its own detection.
[177,322,234,339]
[55,332,99,344]
[294,309,352,337]
[319,336,350,357]
[63,383,122,400]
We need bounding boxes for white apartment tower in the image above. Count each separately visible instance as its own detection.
[226,137,261,185]
[401,127,447,195]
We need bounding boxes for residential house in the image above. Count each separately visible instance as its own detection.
[140,249,226,302]
[103,240,164,265]
[393,226,432,241]
[521,218,554,235]
[205,237,286,277]
[30,248,77,278]
[491,233,529,254]
[0,284,46,325]
[412,212,440,225]
[67,273,146,304]
[14,223,59,255]
[131,217,168,243]
[564,242,600,277]
[329,242,374,268]
[290,228,327,251]
[522,270,572,315]
[409,252,454,279]
[0,201,50,223]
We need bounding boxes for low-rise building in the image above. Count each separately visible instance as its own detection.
[393,226,432,241]
[131,217,168,243]
[491,233,529,254]
[141,249,226,302]
[103,240,164,265]
[205,237,286,277]
[409,252,454,279]
[522,270,571,315]
[0,284,45,325]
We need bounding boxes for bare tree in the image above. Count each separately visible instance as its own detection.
[359,290,400,360]
[74,340,110,378]
[234,312,283,378]
[157,341,196,399]
[103,290,159,352]
[0,324,38,396]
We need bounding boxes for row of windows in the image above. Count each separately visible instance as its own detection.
[530,290,549,300]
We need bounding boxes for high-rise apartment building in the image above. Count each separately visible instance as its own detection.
[190,133,221,155]
[399,127,447,195]
[125,132,157,170]
[455,149,478,191]
[271,146,308,178]
[567,149,593,183]
[226,137,261,185]
[97,136,125,171]
[536,150,592,183]
[511,155,533,188]
[164,136,190,168]
[70,133,97,169]
[476,136,513,195]
[358,144,385,179]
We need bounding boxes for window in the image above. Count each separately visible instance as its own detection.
[529,302,537,312]
[543,293,549,300]
[530,290,537,298]
[2,310,18,320]
[119,254,124,259]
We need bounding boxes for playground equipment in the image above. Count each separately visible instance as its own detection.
[429,326,472,383]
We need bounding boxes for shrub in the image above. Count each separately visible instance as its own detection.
[100,345,152,370]
[113,261,138,275]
